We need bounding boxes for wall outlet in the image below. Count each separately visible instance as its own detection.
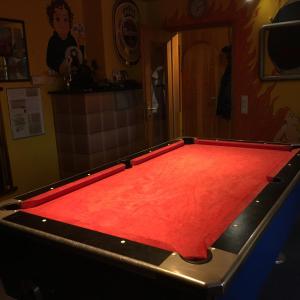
[241,95,248,114]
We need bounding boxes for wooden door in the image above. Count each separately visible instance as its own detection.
[140,27,173,147]
[182,42,219,137]
[181,27,232,139]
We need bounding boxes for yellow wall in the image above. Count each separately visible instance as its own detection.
[0,0,83,199]
[0,0,156,200]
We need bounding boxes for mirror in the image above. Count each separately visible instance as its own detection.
[260,1,300,81]
[260,20,300,81]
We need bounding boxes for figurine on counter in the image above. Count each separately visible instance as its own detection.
[46,0,82,75]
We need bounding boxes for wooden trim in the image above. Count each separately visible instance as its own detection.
[0,90,14,194]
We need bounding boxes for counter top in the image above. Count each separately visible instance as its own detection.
[49,82,142,95]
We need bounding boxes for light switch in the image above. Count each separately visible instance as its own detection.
[241,95,248,114]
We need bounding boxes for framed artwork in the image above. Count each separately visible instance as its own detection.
[0,18,30,82]
[113,0,140,65]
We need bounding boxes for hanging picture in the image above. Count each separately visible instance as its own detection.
[0,18,30,82]
[7,88,45,139]
[113,0,140,65]
[46,0,83,75]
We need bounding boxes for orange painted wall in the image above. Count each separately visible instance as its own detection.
[82,0,105,79]
[157,0,300,142]
[0,0,83,199]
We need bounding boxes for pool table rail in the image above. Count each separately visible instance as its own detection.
[0,210,238,296]
[1,137,300,299]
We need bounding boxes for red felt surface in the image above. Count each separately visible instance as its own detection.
[21,164,125,209]
[131,140,184,165]
[23,143,297,259]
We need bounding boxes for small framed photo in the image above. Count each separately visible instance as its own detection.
[0,18,30,82]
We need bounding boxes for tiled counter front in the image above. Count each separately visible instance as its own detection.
[51,89,146,178]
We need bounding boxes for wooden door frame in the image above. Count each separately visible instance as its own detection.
[140,26,175,146]
[167,33,182,139]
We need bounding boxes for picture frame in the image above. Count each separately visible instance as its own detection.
[260,20,300,81]
[113,0,140,66]
[0,18,30,82]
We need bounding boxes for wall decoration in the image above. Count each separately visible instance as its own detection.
[188,0,207,18]
[113,0,140,65]
[260,1,300,80]
[46,0,83,77]
[274,110,300,143]
[7,88,45,139]
[0,18,30,82]
[72,22,86,57]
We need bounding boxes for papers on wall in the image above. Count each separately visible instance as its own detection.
[6,88,45,139]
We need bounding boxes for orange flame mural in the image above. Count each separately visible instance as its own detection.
[162,0,298,142]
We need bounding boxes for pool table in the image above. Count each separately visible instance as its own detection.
[1,137,300,300]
